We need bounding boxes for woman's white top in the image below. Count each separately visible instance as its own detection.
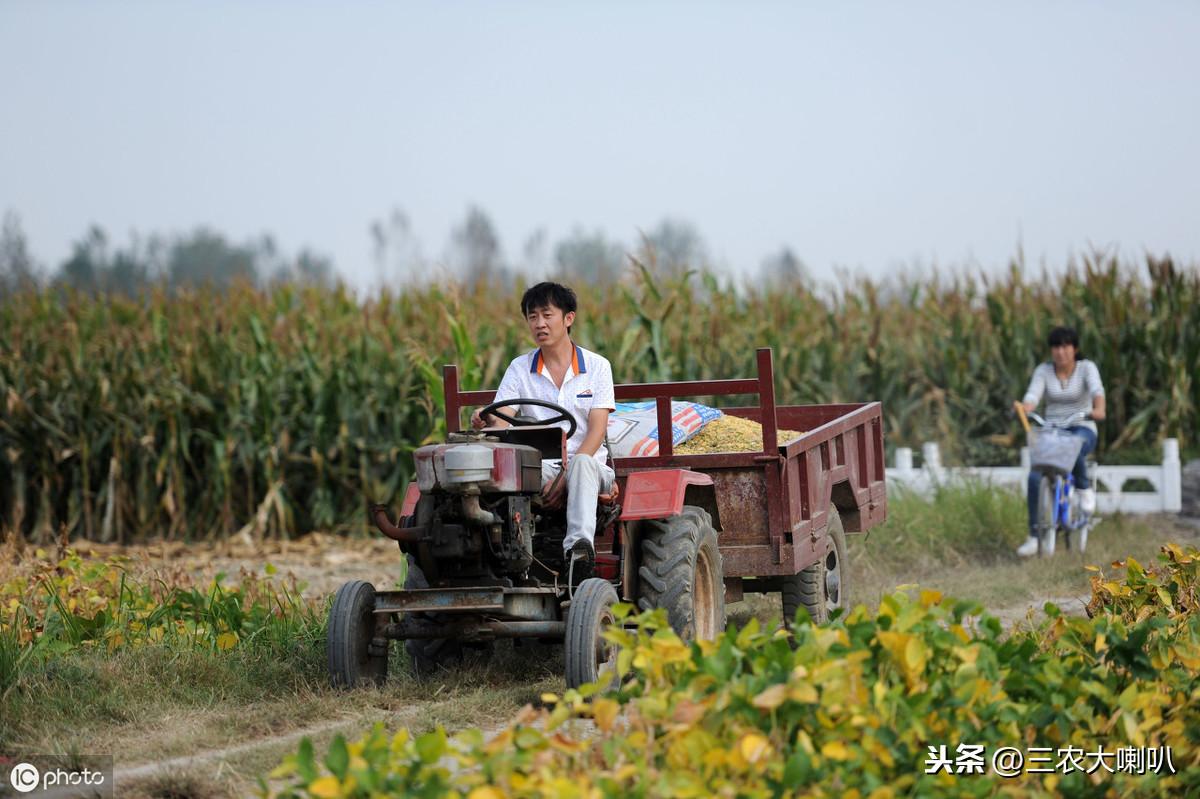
[1023,359,1105,434]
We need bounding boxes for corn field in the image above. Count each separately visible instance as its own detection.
[1,253,1196,542]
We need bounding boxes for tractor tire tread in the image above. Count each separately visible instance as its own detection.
[781,510,849,628]
[636,506,724,640]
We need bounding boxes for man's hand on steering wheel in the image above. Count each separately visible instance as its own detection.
[474,397,578,440]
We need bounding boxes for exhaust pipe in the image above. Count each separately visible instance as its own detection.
[461,493,499,526]
[369,504,425,543]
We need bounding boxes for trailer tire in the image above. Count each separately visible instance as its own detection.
[783,509,848,627]
[327,580,389,688]
[565,578,620,690]
[637,505,725,640]
[402,555,464,678]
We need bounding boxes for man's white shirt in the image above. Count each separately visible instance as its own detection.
[493,343,616,463]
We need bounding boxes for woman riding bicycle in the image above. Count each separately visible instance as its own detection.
[1015,326,1106,558]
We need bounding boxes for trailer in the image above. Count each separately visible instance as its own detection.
[328,348,887,689]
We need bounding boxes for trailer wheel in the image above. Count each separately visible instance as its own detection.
[783,509,848,627]
[637,505,725,640]
[565,578,620,690]
[327,580,389,688]
[402,555,464,678]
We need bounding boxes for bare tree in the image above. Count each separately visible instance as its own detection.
[554,227,626,283]
[451,205,505,284]
[58,225,109,293]
[638,218,707,276]
[521,227,549,277]
[0,211,41,296]
[370,206,424,287]
[760,246,810,287]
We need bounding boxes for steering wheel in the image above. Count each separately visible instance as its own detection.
[479,398,577,440]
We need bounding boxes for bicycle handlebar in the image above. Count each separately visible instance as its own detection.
[1026,410,1093,429]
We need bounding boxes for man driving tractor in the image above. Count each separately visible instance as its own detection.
[470,281,616,584]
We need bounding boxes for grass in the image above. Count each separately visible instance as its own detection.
[1,584,567,796]
[0,626,326,756]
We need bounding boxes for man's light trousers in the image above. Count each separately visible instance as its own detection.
[541,454,615,552]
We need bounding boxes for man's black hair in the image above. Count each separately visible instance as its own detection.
[1047,326,1083,360]
[521,282,578,331]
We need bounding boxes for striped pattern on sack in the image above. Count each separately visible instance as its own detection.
[611,401,723,458]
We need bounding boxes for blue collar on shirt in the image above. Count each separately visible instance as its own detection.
[529,344,587,375]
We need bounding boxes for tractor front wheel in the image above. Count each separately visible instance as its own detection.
[327,580,389,688]
[565,578,621,690]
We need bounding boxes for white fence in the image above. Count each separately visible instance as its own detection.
[887,438,1183,514]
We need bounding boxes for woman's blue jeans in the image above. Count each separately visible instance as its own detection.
[1027,426,1097,535]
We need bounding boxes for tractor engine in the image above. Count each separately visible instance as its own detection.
[411,434,548,579]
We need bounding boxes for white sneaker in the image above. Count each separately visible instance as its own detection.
[1016,536,1039,558]
[1079,488,1096,514]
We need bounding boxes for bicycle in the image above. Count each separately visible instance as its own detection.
[1026,410,1096,556]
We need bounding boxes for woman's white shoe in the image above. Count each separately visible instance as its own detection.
[1079,488,1096,514]
[1016,536,1039,557]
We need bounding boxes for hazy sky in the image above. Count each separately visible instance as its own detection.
[2,1,1198,290]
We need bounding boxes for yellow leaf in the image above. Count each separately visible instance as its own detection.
[740,733,772,764]
[308,776,340,799]
[215,632,238,651]
[789,682,819,703]
[592,698,619,732]
[617,648,634,677]
[268,761,295,779]
[904,637,929,675]
[752,684,788,711]
[467,787,507,799]
[821,740,852,760]
[919,589,942,608]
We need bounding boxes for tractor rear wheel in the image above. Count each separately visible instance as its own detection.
[637,506,725,640]
[782,509,849,627]
[565,578,620,690]
[327,580,389,688]
[402,555,465,678]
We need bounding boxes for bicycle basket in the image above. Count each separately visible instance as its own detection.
[1030,428,1084,474]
